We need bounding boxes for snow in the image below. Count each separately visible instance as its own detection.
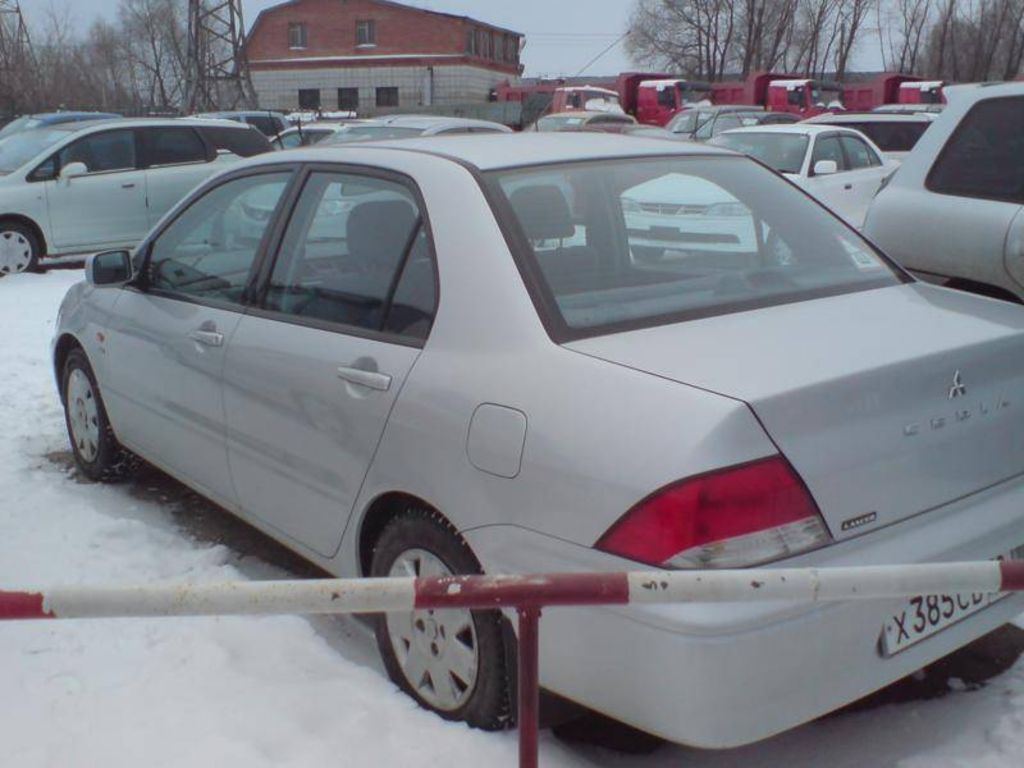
[4,269,1024,766]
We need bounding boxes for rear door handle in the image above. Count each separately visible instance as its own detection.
[188,329,224,347]
[337,366,392,392]
[122,182,136,189]
[844,183,853,190]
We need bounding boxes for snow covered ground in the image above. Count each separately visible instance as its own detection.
[4,268,1024,767]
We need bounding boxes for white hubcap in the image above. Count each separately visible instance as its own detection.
[387,549,479,711]
[67,369,100,463]
[0,229,32,275]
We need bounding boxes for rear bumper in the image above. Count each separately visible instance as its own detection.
[463,471,1024,748]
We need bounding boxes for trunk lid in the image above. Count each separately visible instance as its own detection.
[566,284,1024,540]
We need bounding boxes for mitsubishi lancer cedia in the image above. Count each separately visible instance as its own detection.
[52,134,1024,748]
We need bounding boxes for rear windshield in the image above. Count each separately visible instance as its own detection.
[0,128,68,174]
[709,132,809,174]
[827,121,929,152]
[487,156,901,340]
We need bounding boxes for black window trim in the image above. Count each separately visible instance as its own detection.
[130,163,303,315]
[475,153,910,344]
[925,95,1024,205]
[245,161,441,349]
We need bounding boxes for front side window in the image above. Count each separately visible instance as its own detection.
[928,97,1024,202]
[811,135,847,172]
[147,173,291,304]
[142,127,207,167]
[490,157,899,339]
[264,172,435,340]
[58,130,136,174]
[356,20,376,46]
[289,23,308,49]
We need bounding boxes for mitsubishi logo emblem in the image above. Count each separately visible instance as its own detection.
[949,370,966,399]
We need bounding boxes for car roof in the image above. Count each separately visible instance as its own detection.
[689,104,765,114]
[247,132,733,172]
[718,123,859,137]
[802,112,934,124]
[377,114,509,130]
[58,117,252,133]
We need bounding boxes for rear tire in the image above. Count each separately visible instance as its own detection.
[0,222,41,275]
[370,508,512,730]
[62,348,137,482]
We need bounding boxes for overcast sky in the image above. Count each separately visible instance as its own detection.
[55,0,637,78]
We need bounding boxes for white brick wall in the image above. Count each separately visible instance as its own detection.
[252,65,517,112]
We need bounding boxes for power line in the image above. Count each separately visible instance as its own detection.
[573,29,630,77]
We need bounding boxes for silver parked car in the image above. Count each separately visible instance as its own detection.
[53,134,1024,748]
[865,82,1024,302]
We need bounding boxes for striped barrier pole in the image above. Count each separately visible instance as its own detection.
[3,560,1024,767]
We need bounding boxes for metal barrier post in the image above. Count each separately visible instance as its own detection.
[517,605,541,768]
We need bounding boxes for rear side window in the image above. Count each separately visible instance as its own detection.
[811,135,846,171]
[928,97,1024,202]
[841,121,928,152]
[489,157,899,340]
[143,127,207,166]
[839,135,881,169]
[264,172,436,340]
[201,125,273,157]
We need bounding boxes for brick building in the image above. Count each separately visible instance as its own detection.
[246,0,524,113]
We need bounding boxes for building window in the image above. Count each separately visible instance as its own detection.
[338,88,359,111]
[288,23,307,49]
[298,88,321,109]
[356,20,376,46]
[376,87,399,108]
[465,29,477,56]
[478,30,489,59]
[505,35,518,63]
[491,32,500,60]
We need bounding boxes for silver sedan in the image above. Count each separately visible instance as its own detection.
[52,134,1024,748]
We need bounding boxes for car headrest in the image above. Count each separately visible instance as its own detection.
[508,185,575,241]
[347,199,418,270]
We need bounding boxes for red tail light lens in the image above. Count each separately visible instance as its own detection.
[596,456,831,569]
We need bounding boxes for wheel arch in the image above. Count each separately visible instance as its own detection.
[53,333,84,403]
[356,491,473,577]
[0,213,48,257]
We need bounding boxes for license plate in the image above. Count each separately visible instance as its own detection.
[879,547,1024,657]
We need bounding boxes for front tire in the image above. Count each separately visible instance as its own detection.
[0,222,41,275]
[371,508,512,730]
[62,348,137,482]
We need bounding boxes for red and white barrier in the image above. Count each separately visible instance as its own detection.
[3,560,1024,767]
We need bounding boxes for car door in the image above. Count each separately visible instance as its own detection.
[101,169,295,506]
[804,133,854,223]
[837,133,886,228]
[45,128,148,250]
[140,125,219,227]
[221,167,437,556]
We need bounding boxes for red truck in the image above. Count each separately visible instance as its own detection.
[711,72,844,116]
[615,73,713,126]
[842,74,945,110]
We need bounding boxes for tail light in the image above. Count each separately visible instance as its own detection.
[596,456,832,569]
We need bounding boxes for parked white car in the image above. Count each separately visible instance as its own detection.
[864,82,1024,302]
[0,118,271,275]
[710,124,896,228]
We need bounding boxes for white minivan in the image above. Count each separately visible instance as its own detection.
[0,118,271,275]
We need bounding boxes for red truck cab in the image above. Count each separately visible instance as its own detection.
[898,80,945,105]
[633,79,713,126]
[550,86,623,114]
[712,72,844,117]
[843,74,923,111]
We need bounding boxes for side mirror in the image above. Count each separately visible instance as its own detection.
[60,162,88,183]
[813,159,838,176]
[87,250,133,286]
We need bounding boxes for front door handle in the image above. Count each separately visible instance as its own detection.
[337,366,392,392]
[122,182,136,189]
[844,183,853,190]
[188,329,224,347]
